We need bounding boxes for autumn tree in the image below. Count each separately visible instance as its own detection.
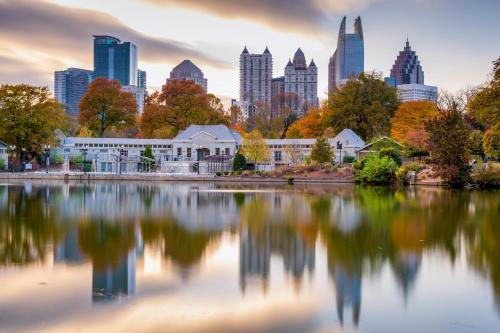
[241,130,270,166]
[311,137,333,164]
[284,141,303,165]
[483,123,500,159]
[79,78,137,137]
[285,107,326,138]
[247,101,294,139]
[325,72,400,140]
[426,100,470,185]
[390,101,437,150]
[140,80,229,138]
[78,126,94,138]
[0,84,68,157]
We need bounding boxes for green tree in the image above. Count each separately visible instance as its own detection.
[140,80,229,138]
[0,84,68,157]
[483,123,500,159]
[233,148,247,171]
[358,155,399,184]
[378,147,402,166]
[311,137,333,164]
[426,100,470,185]
[325,72,400,140]
[143,144,156,170]
[79,78,137,137]
[468,129,485,158]
[242,130,269,165]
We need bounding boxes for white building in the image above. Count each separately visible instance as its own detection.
[58,125,364,174]
[239,46,273,118]
[397,83,438,103]
[122,85,147,115]
[284,48,318,117]
[0,141,7,170]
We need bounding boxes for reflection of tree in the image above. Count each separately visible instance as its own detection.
[0,186,64,265]
[78,220,136,272]
[141,218,220,271]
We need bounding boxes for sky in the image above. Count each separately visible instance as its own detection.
[0,0,499,107]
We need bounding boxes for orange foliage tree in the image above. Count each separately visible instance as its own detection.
[390,101,437,150]
[140,80,229,138]
[79,78,137,137]
[285,108,326,138]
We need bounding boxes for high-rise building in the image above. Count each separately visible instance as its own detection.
[167,60,208,92]
[328,17,364,91]
[271,76,285,99]
[54,68,93,116]
[284,48,318,117]
[137,69,146,89]
[122,85,147,115]
[389,39,424,85]
[239,46,273,117]
[397,83,438,103]
[93,35,138,86]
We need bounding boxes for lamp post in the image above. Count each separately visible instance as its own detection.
[195,145,200,175]
[81,146,88,174]
[43,145,51,173]
[9,145,16,172]
[336,141,343,165]
[118,145,125,175]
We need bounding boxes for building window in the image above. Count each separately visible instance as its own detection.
[216,148,220,155]
[187,148,192,158]
[177,147,182,156]
[225,148,230,156]
[274,151,282,161]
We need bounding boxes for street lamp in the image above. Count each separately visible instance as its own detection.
[336,141,343,165]
[9,145,16,172]
[195,144,200,175]
[81,146,88,174]
[43,145,51,173]
[118,145,125,175]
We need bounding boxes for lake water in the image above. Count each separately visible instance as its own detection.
[0,181,499,333]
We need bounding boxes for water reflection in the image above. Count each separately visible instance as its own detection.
[0,181,499,331]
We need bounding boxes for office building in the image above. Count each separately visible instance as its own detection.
[93,35,138,86]
[328,16,364,91]
[122,85,147,115]
[167,59,208,92]
[137,69,146,89]
[397,83,438,103]
[54,68,93,116]
[389,39,424,85]
[284,48,318,117]
[239,46,273,117]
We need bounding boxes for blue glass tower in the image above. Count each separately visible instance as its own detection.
[54,68,93,116]
[328,17,364,92]
[93,35,137,86]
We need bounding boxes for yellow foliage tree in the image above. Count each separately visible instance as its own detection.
[242,130,270,165]
[77,126,93,138]
[390,101,437,148]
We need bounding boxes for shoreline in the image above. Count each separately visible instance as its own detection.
[0,172,446,186]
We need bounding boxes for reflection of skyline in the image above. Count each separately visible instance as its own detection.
[330,266,361,327]
[92,250,136,302]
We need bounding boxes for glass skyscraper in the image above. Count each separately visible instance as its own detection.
[93,35,138,86]
[328,17,364,92]
[54,68,93,116]
[389,39,424,85]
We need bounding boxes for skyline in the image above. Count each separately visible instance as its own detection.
[1,0,499,105]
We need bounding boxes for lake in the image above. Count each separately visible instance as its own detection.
[0,181,499,333]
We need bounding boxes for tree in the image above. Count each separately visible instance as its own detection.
[233,149,247,170]
[325,72,400,140]
[391,101,437,149]
[358,155,399,184]
[141,80,229,138]
[483,123,500,159]
[0,84,68,157]
[311,137,333,164]
[285,107,326,138]
[241,130,269,165]
[284,141,303,165]
[78,126,93,138]
[246,100,295,139]
[426,100,470,185]
[468,129,485,158]
[79,78,137,137]
[143,144,156,170]
[467,57,500,129]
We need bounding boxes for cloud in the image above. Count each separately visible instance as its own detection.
[0,0,229,87]
[142,0,383,36]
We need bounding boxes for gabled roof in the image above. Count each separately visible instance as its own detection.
[356,136,403,152]
[0,140,7,148]
[330,129,365,147]
[174,125,241,141]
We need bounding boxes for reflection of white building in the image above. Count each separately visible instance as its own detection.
[0,141,7,170]
[58,125,364,173]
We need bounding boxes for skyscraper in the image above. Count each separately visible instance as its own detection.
[137,69,146,89]
[328,17,364,92]
[239,46,273,117]
[54,68,93,116]
[284,48,318,117]
[93,35,138,86]
[389,39,424,85]
[167,59,208,92]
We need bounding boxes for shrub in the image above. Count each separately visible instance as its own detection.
[0,158,4,171]
[304,154,311,166]
[215,171,222,176]
[233,149,247,171]
[352,158,367,170]
[71,154,84,166]
[396,162,422,183]
[342,155,355,164]
[224,171,230,176]
[311,137,333,164]
[52,153,64,165]
[471,165,500,188]
[358,155,398,184]
[378,147,402,166]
